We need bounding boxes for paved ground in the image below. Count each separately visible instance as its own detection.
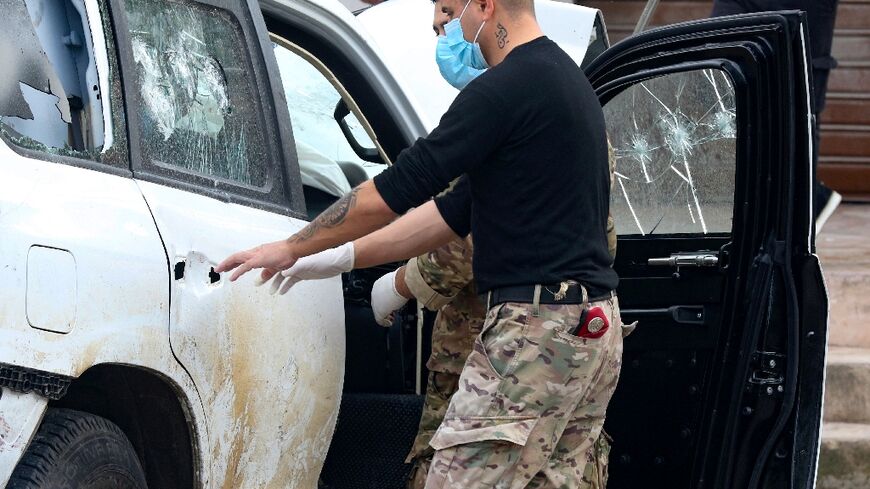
[816,204,870,489]
[818,204,870,349]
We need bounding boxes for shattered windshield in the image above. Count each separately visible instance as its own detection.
[125,0,267,186]
[605,69,737,236]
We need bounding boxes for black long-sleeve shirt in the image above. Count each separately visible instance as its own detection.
[373,36,618,295]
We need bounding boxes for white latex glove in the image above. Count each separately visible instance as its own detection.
[265,242,355,295]
[371,269,410,327]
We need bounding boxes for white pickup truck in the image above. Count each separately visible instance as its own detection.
[0,0,827,487]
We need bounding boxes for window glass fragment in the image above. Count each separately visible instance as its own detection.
[605,69,737,236]
[1,0,104,155]
[125,0,267,186]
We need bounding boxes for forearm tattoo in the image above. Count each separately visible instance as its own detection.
[289,187,361,243]
[496,23,509,49]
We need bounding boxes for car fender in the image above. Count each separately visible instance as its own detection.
[0,391,47,487]
[0,139,207,484]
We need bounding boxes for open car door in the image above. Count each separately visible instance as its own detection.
[586,12,827,489]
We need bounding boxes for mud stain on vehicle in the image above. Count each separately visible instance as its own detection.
[0,415,11,450]
[165,252,343,488]
[212,298,343,488]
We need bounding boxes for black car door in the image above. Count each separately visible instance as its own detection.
[585,12,827,489]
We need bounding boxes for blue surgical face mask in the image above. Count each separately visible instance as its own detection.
[436,34,485,89]
[442,0,489,71]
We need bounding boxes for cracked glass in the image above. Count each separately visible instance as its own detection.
[124,0,267,186]
[0,0,107,158]
[605,69,737,236]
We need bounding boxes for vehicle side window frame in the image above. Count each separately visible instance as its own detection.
[109,0,305,218]
[0,0,131,177]
[262,14,423,164]
[271,36,391,166]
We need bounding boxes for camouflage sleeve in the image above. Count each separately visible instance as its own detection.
[403,235,474,311]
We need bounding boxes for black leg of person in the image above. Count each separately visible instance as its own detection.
[711,0,842,232]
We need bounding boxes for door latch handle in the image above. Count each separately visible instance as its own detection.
[648,252,719,268]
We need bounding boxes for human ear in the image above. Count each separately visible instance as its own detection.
[478,0,494,19]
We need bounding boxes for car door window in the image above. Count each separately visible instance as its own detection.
[123,0,267,187]
[272,42,386,199]
[606,69,737,236]
[0,0,124,166]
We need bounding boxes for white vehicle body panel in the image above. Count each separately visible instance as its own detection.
[1,0,346,485]
[0,0,213,482]
[358,0,601,131]
[137,182,345,488]
[0,140,207,483]
[0,148,168,378]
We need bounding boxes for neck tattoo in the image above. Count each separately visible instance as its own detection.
[495,23,509,49]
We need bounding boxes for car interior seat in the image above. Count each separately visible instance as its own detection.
[337,161,369,188]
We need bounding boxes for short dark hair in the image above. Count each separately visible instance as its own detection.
[500,0,534,14]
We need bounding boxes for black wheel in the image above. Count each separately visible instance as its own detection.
[8,408,148,489]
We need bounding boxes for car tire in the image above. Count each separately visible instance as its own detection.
[7,408,148,489]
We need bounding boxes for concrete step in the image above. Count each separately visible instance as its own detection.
[823,270,870,349]
[824,348,870,424]
[817,205,870,349]
[817,422,870,489]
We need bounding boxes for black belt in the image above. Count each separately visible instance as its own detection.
[484,283,614,309]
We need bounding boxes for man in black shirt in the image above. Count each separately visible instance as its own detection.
[217,0,622,485]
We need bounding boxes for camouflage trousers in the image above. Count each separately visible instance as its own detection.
[422,297,624,489]
[406,287,487,488]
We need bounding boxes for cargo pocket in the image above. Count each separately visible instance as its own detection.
[595,430,613,488]
[428,417,537,487]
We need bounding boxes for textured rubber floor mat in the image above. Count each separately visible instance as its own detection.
[320,393,424,489]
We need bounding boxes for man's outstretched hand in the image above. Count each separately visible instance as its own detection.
[215,239,298,283]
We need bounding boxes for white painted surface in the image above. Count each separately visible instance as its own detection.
[0,145,167,375]
[2,0,348,485]
[0,131,344,488]
[84,0,115,151]
[26,246,77,334]
[0,140,207,484]
[537,0,599,64]
[69,0,105,148]
[137,181,345,488]
[0,390,48,487]
[358,0,600,131]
